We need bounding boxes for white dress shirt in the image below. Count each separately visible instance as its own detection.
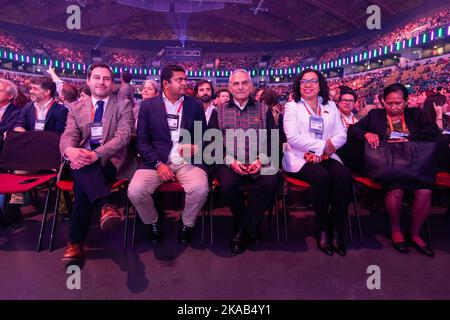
[204,103,216,125]
[282,97,347,173]
[163,92,185,165]
[339,112,358,129]
[233,99,248,111]
[34,98,54,121]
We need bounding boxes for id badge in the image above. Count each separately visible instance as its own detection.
[167,114,180,131]
[309,116,324,134]
[35,119,45,131]
[90,122,103,145]
[389,131,406,140]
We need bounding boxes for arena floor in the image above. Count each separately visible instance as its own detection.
[1,202,449,300]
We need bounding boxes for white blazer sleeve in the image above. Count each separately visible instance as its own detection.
[328,102,347,149]
[283,101,326,155]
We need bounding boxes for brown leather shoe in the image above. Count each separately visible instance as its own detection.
[100,204,124,231]
[61,243,85,261]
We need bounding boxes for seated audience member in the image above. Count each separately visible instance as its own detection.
[422,93,450,171]
[283,69,351,257]
[215,89,231,107]
[0,79,20,146]
[212,69,279,254]
[14,77,68,134]
[127,65,209,245]
[59,63,136,261]
[194,79,218,128]
[348,83,440,257]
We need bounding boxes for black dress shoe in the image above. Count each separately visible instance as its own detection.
[248,232,263,246]
[407,235,435,257]
[148,222,162,244]
[231,234,246,254]
[331,230,347,256]
[178,220,194,244]
[316,231,333,256]
[392,240,409,254]
[0,204,22,227]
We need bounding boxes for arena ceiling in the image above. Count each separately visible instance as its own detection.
[0,0,426,43]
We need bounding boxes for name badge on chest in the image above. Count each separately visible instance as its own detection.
[309,116,324,135]
[90,122,103,145]
[389,131,407,140]
[167,114,180,131]
[35,119,45,131]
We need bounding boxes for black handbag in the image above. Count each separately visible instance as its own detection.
[364,140,439,185]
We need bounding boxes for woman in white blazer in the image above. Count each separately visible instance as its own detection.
[282,69,353,256]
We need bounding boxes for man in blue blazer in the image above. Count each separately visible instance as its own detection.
[127,65,209,244]
[14,77,68,134]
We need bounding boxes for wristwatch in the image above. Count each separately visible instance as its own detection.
[154,161,163,169]
[94,150,102,160]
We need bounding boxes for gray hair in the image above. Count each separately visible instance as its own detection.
[142,79,161,95]
[0,78,18,101]
[229,69,252,84]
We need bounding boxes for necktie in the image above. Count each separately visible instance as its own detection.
[94,100,104,122]
[90,100,104,149]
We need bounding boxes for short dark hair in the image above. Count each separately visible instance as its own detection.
[260,88,279,107]
[160,64,185,86]
[216,89,230,98]
[87,63,114,79]
[61,83,79,103]
[79,84,91,97]
[292,69,329,104]
[339,87,357,101]
[121,71,132,83]
[383,83,408,101]
[30,77,57,97]
[194,79,214,98]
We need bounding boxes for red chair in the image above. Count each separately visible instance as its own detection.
[0,131,61,252]
[281,172,364,245]
[49,176,130,251]
[131,181,212,248]
[352,173,433,242]
[435,172,450,219]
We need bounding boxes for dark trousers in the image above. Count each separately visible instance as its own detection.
[215,165,279,236]
[69,161,116,244]
[288,158,352,231]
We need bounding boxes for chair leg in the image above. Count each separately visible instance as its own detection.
[37,179,55,252]
[201,203,206,248]
[210,187,214,247]
[48,187,61,251]
[282,184,288,246]
[352,185,364,243]
[346,212,353,244]
[131,206,137,248]
[123,195,130,249]
[275,195,280,246]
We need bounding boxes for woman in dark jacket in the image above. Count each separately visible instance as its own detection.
[348,83,440,257]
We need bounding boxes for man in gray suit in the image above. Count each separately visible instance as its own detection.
[60,63,136,261]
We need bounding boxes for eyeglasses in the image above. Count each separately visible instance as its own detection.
[340,98,356,103]
[300,79,319,86]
